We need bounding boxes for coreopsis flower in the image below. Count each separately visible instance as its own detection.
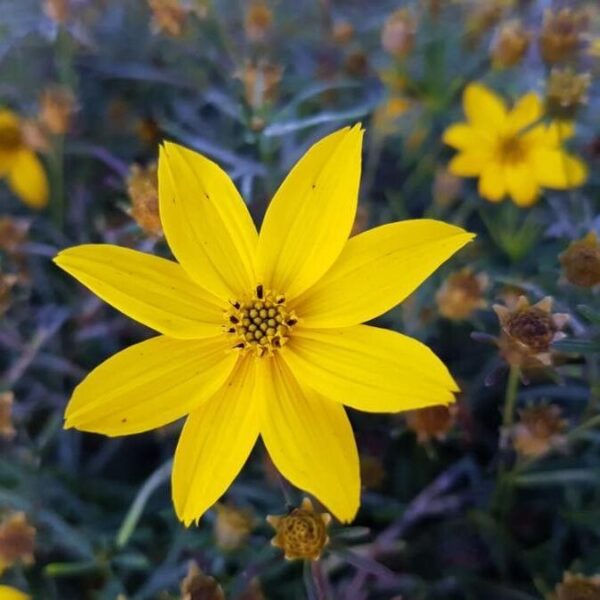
[267,498,331,560]
[39,86,76,136]
[126,163,162,237]
[180,562,225,600]
[0,586,29,600]
[214,503,254,551]
[381,9,416,59]
[546,68,591,121]
[539,8,587,65]
[0,109,49,209]
[406,405,457,443]
[490,20,531,69]
[0,512,35,574]
[54,125,472,524]
[550,572,600,600]
[443,83,587,207]
[436,268,488,321]
[244,1,272,43]
[512,404,567,458]
[493,296,568,370]
[559,232,600,288]
[0,392,16,441]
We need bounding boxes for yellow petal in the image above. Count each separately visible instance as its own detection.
[284,325,458,413]
[448,151,489,176]
[65,335,236,436]
[7,149,48,209]
[0,586,30,600]
[478,162,506,202]
[507,92,542,133]
[257,125,364,299]
[158,142,258,299]
[258,355,359,523]
[172,356,259,526]
[506,162,539,207]
[442,123,490,150]
[532,149,587,189]
[463,83,507,130]
[293,220,474,328]
[54,244,224,339]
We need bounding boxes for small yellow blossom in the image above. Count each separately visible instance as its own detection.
[560,232,600,288]
[0,512,35,574]
[214,503,254,551]
[443,83,587,206]
[54,125,472,524]
[0,109,49,209]
[436,268,488,321]
[0,586,30,600]
[493,296,569,370]
[550,572,600,600]
[267,498,331,561]
[180,561,225,600]
[512,404,567,458]
[406,405,457,443]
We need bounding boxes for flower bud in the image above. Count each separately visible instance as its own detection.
[559,232,600,288]
[490,20,531,69]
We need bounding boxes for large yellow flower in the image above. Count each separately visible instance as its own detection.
[0,109,48,209]
[0,585,30,600]
[54,125,473,525]
[443,83,587,207]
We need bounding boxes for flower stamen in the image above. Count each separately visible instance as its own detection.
[224,286,297,357]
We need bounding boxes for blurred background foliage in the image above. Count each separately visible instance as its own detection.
[1,0,600,598]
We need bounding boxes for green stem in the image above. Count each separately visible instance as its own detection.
[503,365,521,429]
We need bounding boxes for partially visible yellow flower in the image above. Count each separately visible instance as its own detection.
[0,586,30,600]
[54,125,472,525]
[0,109,49,209]
[443,83,587,207]
[267,498,330,560]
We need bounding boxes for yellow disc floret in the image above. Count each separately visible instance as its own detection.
[224,285,298,357]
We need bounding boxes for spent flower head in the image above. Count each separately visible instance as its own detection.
[0,392,16,441]
[512,404,568,458]
[490,19,531,69]
[560,232,600,288]
[0,512,35,574]
[406,405,457,443]
[214,503,254,551]
[39,86,77,136]
[493,296,569,370]
[267,498,331,561]
[436,268,488,321]
[180,561,225,600]
[550,572,600,600]
[54,125,472,525]
[443,83,587,207]
[126,163,162,237]
[539,8,588,65]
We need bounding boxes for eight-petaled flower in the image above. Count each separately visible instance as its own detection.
[54,125,473,525]
[443,83,587,207]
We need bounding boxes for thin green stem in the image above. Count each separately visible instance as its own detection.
[503,365,521,429]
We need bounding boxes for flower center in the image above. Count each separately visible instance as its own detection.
[224,285,298,357]
[498,135,526,164]
[0,123,22,152]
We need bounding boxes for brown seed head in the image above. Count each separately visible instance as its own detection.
[490,19,531,68]
[560,232,600,288]
[180,561,225,600]
[126,163,162,237]
[0,512,35,572]
[381,9,416,59]
[406,405,457,443]
[512,404,567,458]
[436,268,488,321]
[267,498,331,561]
[551,572,600,600]
[539,8,588,65]
[0,392,16,441]
[244,1,273,43]
[214,503,254,552]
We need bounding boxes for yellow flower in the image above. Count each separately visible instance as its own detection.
[53,125,473,525]
[443,83,587,207]
[0,586,30,600]
[0,109,49,209]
